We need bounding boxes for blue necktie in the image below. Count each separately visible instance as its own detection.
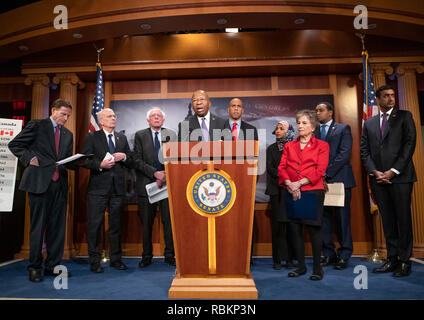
[108,133,115,153]
[154,131,163,170]
[320,124,328,140]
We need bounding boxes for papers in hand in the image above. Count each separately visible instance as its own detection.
[103,152,114,161]
[145,181,168,204]
[324,182,345,207]
[56,153,93,165]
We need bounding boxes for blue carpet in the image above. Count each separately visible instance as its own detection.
[0,257,423,300]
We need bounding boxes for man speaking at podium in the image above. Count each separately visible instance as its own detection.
[178,89,226,142]
[8,99,76,283]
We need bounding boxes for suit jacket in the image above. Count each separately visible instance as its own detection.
[81,130,132,196]
[278,135,329,191]
[133,127,177,197]
[222,119,259,141]
[178,113,226,142]
[8,118,74,194]
[265,142,283,196]
[360,109,416,183]
[315,121,356,188]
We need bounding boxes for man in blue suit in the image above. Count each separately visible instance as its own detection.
[315,102,356,270]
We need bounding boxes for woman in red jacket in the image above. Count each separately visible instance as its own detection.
[278,109,329,281]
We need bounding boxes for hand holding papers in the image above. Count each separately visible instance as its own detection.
[146,181,168,204]
[324,182,345,207]
[100,152,115,169]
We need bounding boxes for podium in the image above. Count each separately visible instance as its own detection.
[164,141,259,299]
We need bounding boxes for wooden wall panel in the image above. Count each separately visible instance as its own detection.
[0,83,31,101]
[278,75,330,90]
[168,77,271,93]
[112,80,161,95]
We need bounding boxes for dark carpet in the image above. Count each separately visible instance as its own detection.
[1,257,423,300]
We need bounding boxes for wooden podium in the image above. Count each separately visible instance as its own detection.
[164,140,258,299]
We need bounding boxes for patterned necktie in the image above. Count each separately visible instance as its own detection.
[381,112,388,137]
[320,124,328,140]
[52,126,60,181]
[154,131,163,170]
[232,122,238,141]
[108,133,115,153]
[201,117,209,141]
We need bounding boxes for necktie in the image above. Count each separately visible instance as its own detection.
[381,112,388,137]
[108,133,115,153]
[201,117,209,141]
[320,124,328,140]
[232,122,238,141]
[154,131,163,170]
[52,126,60,181]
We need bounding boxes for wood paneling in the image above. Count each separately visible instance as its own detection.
[168,77,271,93]
[278,75,329,90]
[112,80,161,94]
[0,83,31,101]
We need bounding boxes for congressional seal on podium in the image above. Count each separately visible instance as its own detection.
[186,168,236,217]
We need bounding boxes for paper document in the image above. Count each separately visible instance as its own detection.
[324,182,345,207]
[145,181,168,204]
[56,153,93,165]
[103,152,114,161]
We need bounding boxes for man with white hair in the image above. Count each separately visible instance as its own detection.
[81,108,132,273]
[134,107,177,268]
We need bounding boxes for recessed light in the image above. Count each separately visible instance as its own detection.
[294,18,305,25]
[140,23,151,30]
[18,45,29,51]
[225,28,239,33]
[217,18,228,25]
[73,33,83,39]
[368,23,377,29]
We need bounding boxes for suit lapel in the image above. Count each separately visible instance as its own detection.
[98,130,110,154]
[58,126,69,158]
[326,121,337,140]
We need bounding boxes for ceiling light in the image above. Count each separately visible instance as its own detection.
[18,45,29,51]
[73,33,83,39]
[368,23,377,29]
[225,28,239,33]
[217,18,228,25]
[140,23,151,30]
[294,18,305,25]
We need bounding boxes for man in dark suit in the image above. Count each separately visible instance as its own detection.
[8,99,76,282]
[360,85,417,277]
[222,98,258,141]
[315,102,356,270]
[134,107,176,268]
[81,108,132,273]
[178,89,226,142]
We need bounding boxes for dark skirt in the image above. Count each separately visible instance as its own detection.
[281,189,325,226]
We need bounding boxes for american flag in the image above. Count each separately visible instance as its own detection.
[89,62,104,132]
[362,50,379,214]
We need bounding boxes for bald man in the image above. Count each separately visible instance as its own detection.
[222,98,258,141]
[178,89,226,142]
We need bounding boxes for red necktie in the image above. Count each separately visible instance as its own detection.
[52,126,60,181]
[232,122,238,141]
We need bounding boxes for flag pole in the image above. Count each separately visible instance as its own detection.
[92,44,109,263]
[359,34,385,263]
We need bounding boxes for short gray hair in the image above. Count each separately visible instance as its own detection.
[97,108,114,121]
[146,107,165,120]
[296,109,318,129]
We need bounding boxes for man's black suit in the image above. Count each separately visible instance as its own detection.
[222,119,258,141]
[178,113,226,142]
[133,127,176,260]
[360,109,417,262]
[315,121,356,261]
[81,130,132,265]
[8,118,74,272]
